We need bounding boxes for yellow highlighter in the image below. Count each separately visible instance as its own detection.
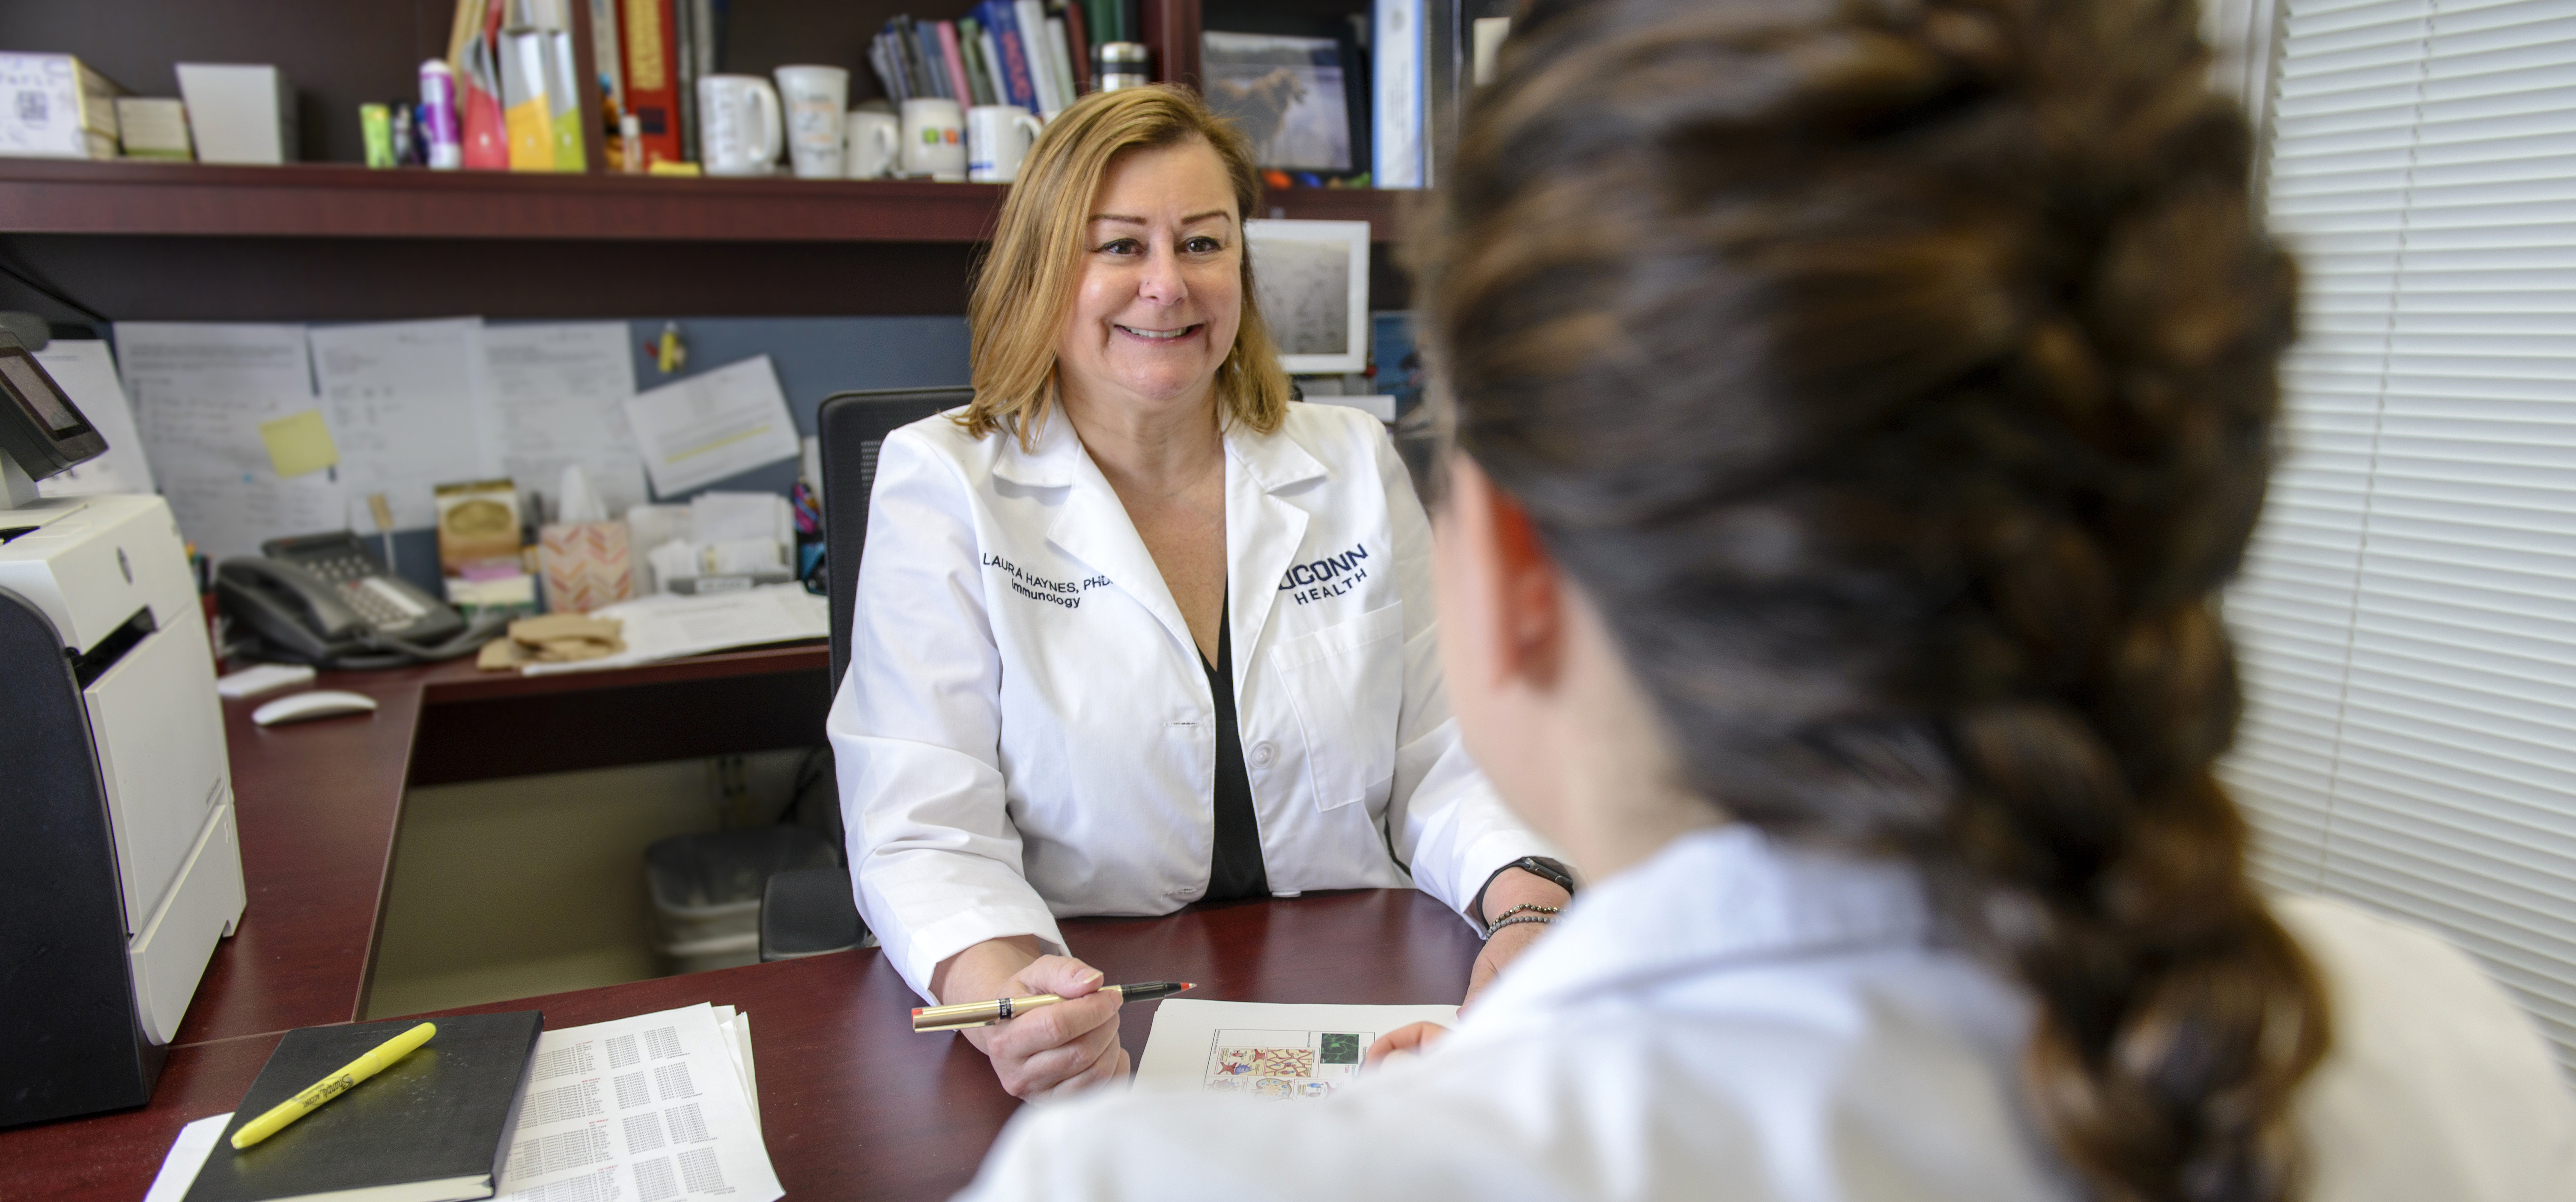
[230,1022,437,1150]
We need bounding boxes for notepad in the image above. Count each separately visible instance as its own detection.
[181,1011,543,1202]
[1136,999,1460,1101]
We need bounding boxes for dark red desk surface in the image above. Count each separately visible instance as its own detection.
[1,641,1484,1200]
[6,892,1480,1202]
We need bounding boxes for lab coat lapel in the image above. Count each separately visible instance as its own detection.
[1228,422,1329,672]
[1034,417,1197,657]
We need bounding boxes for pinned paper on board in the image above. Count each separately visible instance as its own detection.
[622,355,801,497]
[256,408,340,477]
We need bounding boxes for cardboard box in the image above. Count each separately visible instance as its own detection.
[174,63,296,164]
[0,54,124,160]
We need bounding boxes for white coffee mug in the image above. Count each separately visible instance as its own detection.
[844,110,899,179]
[773,65,849,179]
[967,104,1045,184]
[900,98,966,181]
[698,74,783,176]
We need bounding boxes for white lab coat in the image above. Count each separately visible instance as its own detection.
[958,824,2576,1202]
[830,402,1555,998]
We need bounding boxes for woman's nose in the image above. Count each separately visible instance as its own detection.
[1137,242,1189,305]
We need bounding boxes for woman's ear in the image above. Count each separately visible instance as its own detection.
[1441,455,1567,694]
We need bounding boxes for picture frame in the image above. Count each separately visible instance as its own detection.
[1244,218,1371,375]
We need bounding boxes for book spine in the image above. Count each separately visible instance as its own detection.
[1043,16,1076,110]
[620,0,682,164]
[914,20,953,101]
[977,23,1011,110]
[1372,0,1424,188]
[674,0,698,160]
[1059,0,1091,95]
[866,33,900,103]
[1015,0,1062,117]
[958,18,994,106]
[936,22,975,109]
[981,2,1040,112]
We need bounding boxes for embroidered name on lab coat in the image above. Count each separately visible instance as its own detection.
[984,553,1107,610]
[1278,541,1370,606]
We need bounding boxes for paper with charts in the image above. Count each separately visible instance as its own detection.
[1136,999,1459,1101]
[496,1002,781,1202]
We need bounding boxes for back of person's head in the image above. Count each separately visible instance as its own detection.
[1425,0,2329,1198]
[962,83,1292,448]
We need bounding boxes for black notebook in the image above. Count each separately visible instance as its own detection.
[184,1011,544,1202]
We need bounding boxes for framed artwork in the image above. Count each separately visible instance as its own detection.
[1202,31,1354,171]
[1244,218,1370,375]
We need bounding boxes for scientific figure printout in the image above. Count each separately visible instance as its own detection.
[622,355,801,497]
[115,321,343,561]
[475,322,650,518]
[309,318,489,531]
[1136,1000,1461,1101]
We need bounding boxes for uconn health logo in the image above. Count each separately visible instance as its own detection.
[1279,541,1369,606]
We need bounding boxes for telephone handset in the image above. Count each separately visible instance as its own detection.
[217,532,491,668]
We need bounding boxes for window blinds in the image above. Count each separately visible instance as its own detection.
[2226,0,2576,1074]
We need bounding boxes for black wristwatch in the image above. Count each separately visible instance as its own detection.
[1471,856,1576,933]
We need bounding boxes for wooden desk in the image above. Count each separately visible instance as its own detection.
[0,643,1484,1199]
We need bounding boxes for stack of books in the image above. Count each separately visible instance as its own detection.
[867,1,1103,120]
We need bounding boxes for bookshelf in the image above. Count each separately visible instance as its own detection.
[0,0,1418,324]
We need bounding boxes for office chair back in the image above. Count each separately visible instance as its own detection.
[816,387,973,696]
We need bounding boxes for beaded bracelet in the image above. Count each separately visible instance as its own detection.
[1483,914,1554,938]
[1488,903,1560,925]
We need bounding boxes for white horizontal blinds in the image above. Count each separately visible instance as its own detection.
[2227,0,2576,1074]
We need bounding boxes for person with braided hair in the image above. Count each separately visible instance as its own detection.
[948,0,2576,1197]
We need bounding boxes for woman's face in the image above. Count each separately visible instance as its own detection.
[1053,138,1244,417]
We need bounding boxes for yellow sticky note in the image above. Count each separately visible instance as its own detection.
[258,409,340,478]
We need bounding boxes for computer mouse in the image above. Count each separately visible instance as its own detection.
[250,689,380,727]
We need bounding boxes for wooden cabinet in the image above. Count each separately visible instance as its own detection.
[0,0,1408,323]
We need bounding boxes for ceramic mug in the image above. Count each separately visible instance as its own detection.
[900,98,966,181]
[773,65,849,179]
[967,104,1045,184]
[697,74,782,176]
[844,110,899,179]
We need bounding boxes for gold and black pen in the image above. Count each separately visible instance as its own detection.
[912,981,1195,1032]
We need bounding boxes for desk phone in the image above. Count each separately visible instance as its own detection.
[217,532,469,666]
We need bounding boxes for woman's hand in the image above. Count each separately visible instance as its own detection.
[1466,919,1547,1003]
[1366,1021,1452,1064]
[934,938,1132,1099]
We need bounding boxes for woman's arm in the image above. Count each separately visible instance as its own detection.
[831,428,1068,998]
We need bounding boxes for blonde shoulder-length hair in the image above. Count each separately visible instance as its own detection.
[959,84,1293,449]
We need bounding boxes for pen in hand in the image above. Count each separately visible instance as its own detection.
[913,981,1195,1032]
[230,1021,438,1149]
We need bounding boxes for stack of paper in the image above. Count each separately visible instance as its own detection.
[519,585,827,675]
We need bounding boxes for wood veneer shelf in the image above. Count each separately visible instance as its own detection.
[0,159,1408,243]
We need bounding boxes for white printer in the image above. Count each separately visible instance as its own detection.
[0,331,243,1126]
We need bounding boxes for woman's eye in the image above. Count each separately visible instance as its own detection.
[1098,238,1141,255]
[1184,236,1224,253]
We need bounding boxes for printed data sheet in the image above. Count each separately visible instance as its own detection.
[496,1003,779,1202]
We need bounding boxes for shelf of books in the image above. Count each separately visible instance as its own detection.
[0,158,1404,243]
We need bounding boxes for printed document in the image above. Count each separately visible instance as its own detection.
[138,1005,775,1202]
[1136,999,1460,1101]
[477,322,650,518]
[31,339,155,497]
[310,318,490,531]
[521,584,827,675]
[623,355,800,497]
[116,322,344,561]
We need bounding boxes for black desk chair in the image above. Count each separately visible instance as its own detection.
[758,386,972,963]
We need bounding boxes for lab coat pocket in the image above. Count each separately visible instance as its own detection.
[1273,603,1404,812]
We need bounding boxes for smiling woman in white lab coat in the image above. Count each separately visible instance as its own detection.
[828,85,1569,1100]
[949,0,2576,1198]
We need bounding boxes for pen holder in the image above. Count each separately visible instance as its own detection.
[537,521,634,614]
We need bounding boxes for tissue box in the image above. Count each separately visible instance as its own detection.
[175,63,297,164]
[539,521,635,613]
[0,54,124,160]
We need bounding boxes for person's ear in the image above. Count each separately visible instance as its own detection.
[1446,454,1566,692]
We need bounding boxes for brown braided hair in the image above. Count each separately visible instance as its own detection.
[1423,0,2331,1199]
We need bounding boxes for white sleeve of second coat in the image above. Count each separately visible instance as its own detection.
[1363,422,1568,926]
[829,429,1067,1000]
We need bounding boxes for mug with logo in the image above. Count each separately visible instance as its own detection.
[697,74,782,176]
[773,65,849,179]
[900,98,966,181]
[966,105,1045,184]
[844,110,899,179]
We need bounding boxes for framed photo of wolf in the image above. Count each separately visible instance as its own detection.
[1245,219,1371,375]
[1202,32,1354,171]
